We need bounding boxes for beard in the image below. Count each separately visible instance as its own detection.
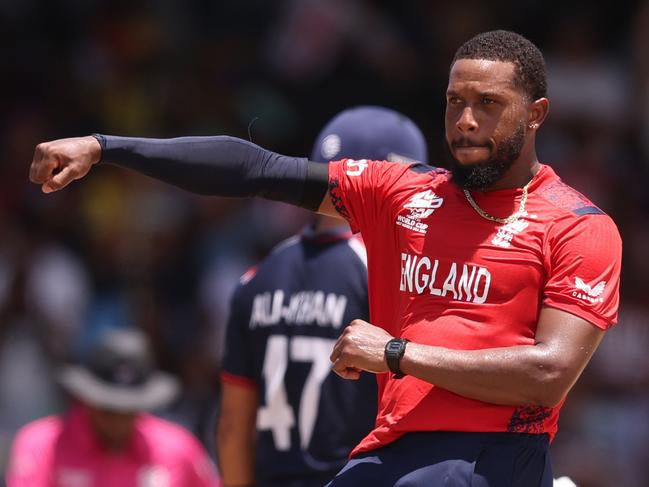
[448,124,526,191]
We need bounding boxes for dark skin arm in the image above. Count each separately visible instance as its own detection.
[216,382,259,487]
[330,306,605,407]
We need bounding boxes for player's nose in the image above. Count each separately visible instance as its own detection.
[456,107,478,133]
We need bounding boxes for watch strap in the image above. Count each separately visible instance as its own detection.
[385,338,409,379]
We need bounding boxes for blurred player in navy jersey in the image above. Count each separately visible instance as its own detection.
[216,106,428,487]
[29,30,622,487]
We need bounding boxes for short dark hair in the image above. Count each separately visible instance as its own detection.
[453,30,547,101]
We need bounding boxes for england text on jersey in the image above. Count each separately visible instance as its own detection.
[399,253,491,304]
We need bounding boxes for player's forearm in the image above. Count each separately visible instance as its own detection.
[216,426,256,487]
[94,134,327,209]
[400,343,573,407]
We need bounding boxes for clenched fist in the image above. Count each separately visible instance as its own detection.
[30,136,101,193]
[330,319,394,380]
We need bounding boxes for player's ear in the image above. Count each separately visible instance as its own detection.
[527,97,549,131]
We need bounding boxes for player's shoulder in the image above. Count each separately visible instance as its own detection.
[535,167,608,219]
[336,158,448,181]
[535,167,621,241]
[256,234,305,270]
[267,234,303,256]
[12,415,63,450]
[236,235,303,289]
[406,162,450,177]
[402,163,451,192]
[375,160,449,180]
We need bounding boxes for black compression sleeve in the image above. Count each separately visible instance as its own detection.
[303,161,329,211]
[92,134,328,210]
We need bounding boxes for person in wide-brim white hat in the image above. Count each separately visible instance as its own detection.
[58,327,179,414]
[7,327,222,486]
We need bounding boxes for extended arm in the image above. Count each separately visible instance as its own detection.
[330,306,605,407]
[216,381,259,487]
[29,135,338,216]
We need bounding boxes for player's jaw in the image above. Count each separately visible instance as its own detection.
[448,123,526,191]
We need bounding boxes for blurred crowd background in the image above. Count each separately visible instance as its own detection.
[1,1,648,486]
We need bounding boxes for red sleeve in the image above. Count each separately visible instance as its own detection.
[543,214,622,329]
[219,371,258,389]
[327,159,412,234]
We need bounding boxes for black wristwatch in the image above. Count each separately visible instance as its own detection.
[384,338,409,379]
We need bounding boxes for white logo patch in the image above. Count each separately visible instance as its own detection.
[396,190,444,234]
[491,212,534,248]
[321,134,341,160]
[572,277,606,303]
[345,159,368,176]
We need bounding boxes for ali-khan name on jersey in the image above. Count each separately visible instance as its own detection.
[249,290,348,329]
[400,252,492,304]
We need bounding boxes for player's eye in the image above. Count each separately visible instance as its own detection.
[481,97,496,105]
[447,96,463,105]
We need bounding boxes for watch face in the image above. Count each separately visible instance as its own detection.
[387,342,402,353]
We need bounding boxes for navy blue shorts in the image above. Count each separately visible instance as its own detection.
[326,431,553,487]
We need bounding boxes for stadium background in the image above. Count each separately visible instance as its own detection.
[1,1,648,486]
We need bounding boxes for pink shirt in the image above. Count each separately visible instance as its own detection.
[6,405,221,487]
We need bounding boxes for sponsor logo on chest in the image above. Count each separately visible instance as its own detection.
[396,190,444,235]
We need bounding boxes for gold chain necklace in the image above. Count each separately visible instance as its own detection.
[463,182,529,225]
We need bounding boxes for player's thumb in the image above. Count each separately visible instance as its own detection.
[42,166,78,193]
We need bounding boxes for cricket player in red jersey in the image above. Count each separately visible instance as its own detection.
[29,30,621,486]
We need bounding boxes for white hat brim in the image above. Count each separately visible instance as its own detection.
[58,366,180,412]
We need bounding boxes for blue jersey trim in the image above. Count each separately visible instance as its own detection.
[573,206,605,216]
[407,163,438,174]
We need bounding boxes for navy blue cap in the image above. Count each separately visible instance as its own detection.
[310,106,428,164]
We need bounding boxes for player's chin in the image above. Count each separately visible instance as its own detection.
[452,147,492,166]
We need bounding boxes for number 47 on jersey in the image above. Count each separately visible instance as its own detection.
[257,335,335,451]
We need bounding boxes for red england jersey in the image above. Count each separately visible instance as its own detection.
[327,159,622,457]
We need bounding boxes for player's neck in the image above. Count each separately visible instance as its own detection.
[482,146,541,192]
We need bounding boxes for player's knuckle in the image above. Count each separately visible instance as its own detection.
[43,143,56,158]
[33,146,46,165]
